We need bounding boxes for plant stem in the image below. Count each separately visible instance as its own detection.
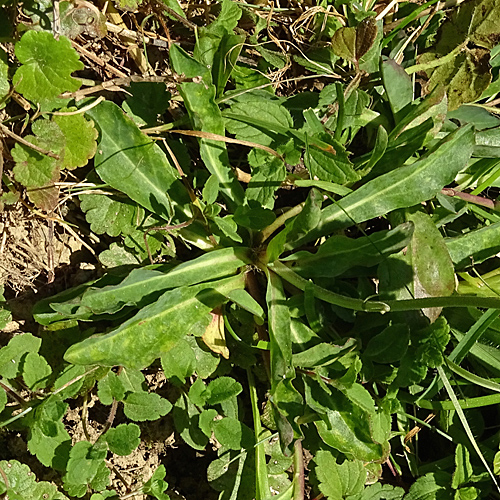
[259,203,305,245]
[405,42,466,74]
[293,440,304,500]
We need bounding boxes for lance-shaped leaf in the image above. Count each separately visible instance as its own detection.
[285,124,474,250]
[78,247,250,315]
[170,44,244,211]
[446,220,500,269]
[85,100,189,222]
[64,274,245,369]
[283,222,413,278]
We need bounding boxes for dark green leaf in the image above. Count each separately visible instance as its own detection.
[123,392,172,421]
[105,423,141,456]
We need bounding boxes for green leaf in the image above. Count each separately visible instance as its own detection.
[97,371,126,405]
[331,26,357,63]
[351,482,405,499]
[79,194,140,237]
[170,44,244,211]
[13,31,83,103]
[283,222,413,278]
[404,472,453,500]
[0,51,9,107]
[305,378,388,462]
[63,440,109,497]
[86,100,187,221]
[189,336,220,379]
[213,215,243,243]
[364,324,410,364]
[227,289,265,320]
[0,460,69,500]
[381,58,413,118]
[105,423,141,455]
[26,395,71,470]
[78,247,249,316]
[160,339,196,385]
[143,465,170,500]
[446,221,500,269]
[452,444,473,489]
[12,119,65,210]
[173,393,209,450]
[246,149,286,209]
[206,376,242,405]
[0,333,41,379]
[22,352,52,390]
[234,202,276,230]
[122,82,170,126]
[203,174,220,205]
[123,392,172,421]
[212,417,254,450]
[314,450,366,499]
[225,99,294,147]
[285,124,474,250]
[52,109,98,169]
[406,210,456,321]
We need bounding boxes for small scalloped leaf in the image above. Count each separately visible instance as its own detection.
[12,119,65,210]
[53,109,98,169]
[13,31,83,103]
[0,460,69,499]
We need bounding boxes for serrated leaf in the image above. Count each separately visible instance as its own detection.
[13,31,83,103]
[213,215,243,243]
[97,371,126,405]
[22,352,52,390]
[52,109,98,169]
[27,395,71,470]
[63,440,108,497]
[85,100,187,221]
[143,465,170,500]
[64,274,245,368]
[105,423,140,456]
[352,481,405,499]
[80,194,139,237]
[123,392,172,421]
[404,472,453,500]
[12,119,65,210]
[0,333,41,379]
[206,377,242,405]
[99,242,141,267]
[314,450,366,499]
[0,460,69,500]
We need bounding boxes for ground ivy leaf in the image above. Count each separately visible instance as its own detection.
[12,119,64,210]
[52,109,98,169]
[405,472,453,500]
[143,465,170,500]
[212,417,254,450]
[26,395,71,470]
[173,394,209,450]
[63,440,108,497]
[123,392,172,421]
[314,450,366,499]
[22,351,52,390]
[105,423,141,456]
[80,194,139,237]
[206,377,242,405]
[0,332,41,379]
[189,336,220,379]
[199,408,218,437]
[97,371,126,405]
[0,460,69,500]
[13,31,83,103]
